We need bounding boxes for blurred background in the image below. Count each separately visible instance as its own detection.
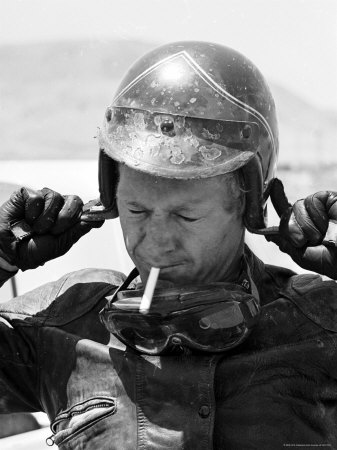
[0,0,336,446]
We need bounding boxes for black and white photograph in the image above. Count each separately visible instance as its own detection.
[0,0,337,448]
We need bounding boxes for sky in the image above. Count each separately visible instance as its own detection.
[0,0,336,111]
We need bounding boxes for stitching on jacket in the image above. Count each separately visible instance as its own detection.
[135,355,147,449]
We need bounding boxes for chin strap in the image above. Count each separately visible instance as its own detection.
[243,160,281,236]
[81,150,119,222]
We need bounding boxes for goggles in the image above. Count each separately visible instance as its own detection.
[100,268,260,355]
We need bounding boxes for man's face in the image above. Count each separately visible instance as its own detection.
[117,165,245,286]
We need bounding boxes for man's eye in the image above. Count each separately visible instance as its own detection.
[178,214,199,222]
[129,209,145,215]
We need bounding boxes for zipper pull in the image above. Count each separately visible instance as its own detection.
[46,434,55,446]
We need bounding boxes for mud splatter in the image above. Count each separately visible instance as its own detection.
[133,113,146,130]
[202,128,220,140]
[170,147,185,165]
[199,146,222,160]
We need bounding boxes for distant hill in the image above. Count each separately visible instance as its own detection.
[271,84,337,167]
[0,40,156,160]
[0,39,336,166]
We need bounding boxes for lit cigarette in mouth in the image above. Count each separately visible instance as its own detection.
[140,267,160,314]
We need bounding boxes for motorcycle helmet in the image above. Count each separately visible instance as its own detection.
[96,41,278,232]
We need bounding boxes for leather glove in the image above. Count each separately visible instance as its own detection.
[265,178,337,279]
[0,187,103,278]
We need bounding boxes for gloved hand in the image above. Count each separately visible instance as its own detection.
[265,179,337,280]
[0,187,103,277]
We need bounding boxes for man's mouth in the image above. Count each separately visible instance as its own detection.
[138,258,185,272]
[160,263,183,269]
[149,263,183,271]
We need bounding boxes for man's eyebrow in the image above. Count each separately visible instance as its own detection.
[174,204,200,211]
[124,200,147,208]
[174,203,210,213]
[177,196,210,206]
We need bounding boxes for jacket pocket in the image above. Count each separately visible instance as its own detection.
[50,396,117,448]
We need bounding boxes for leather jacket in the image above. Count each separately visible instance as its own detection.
[1,247,337,449]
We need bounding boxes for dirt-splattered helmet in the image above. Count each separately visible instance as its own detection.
[97,41,278,231]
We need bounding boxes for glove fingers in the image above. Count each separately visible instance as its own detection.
[319,245,337,279]
[279,200,325,248]
[50,195,83,235]
[22,188,45,224]
[32,188,65,234]
[19,221,92,270]
[0,187,44,225]
[279,205,307,247]
[326,192,337,220]
[289,200,324,246]
[304,193,329,235]
[325,221,337,247]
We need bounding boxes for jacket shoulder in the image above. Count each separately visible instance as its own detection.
[281,273,337,332]
[0,268,126,325]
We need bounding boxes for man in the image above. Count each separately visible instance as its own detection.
[0,41,337,449]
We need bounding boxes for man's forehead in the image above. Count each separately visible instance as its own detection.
[118,165,225,197]
[117,165,231,212]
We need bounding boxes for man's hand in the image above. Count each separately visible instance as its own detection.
[0,187,103,273]
[266,179,337,280]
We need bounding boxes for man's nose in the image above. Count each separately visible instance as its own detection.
[146,215,176,250]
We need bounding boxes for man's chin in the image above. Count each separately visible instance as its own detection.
[158,267,188,286]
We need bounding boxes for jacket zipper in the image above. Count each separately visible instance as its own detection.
[47,400,116,446]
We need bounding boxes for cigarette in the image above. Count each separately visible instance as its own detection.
[140,267,160,314]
